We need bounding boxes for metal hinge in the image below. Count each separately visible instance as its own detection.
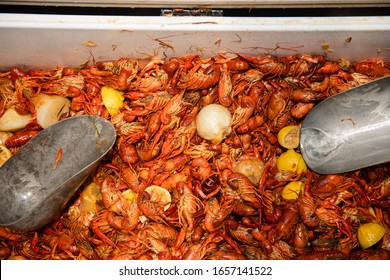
[161,8,223,17]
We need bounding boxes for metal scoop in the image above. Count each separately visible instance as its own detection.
[0,115,116,231]
[300,75,390,174]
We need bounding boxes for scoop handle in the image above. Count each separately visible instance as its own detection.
[300,75,390,174]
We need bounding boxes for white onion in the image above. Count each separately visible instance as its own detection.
[0,108,33,132]
[196,104,232,144]
[0,132,13,145]
[32,94,70,129]
[233,158,266,185]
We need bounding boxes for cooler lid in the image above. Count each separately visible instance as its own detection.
[1,0,390,8]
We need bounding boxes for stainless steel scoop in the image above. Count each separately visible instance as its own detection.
[0,115,116,231]
[300,75,390,174]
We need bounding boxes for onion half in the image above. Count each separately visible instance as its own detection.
[32,94,70,129]
[0,108,32,132]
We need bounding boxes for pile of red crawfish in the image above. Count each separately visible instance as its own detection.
[0,53,390,260]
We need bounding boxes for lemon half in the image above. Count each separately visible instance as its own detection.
[277,125,300,149]
[282,181,305,200]
[358,222,386,249]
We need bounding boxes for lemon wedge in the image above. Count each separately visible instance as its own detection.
[276,149,308,174]
[122,189,138,203]
[0,144,12,167]
[101,86,124,116]
[358,222,386,249]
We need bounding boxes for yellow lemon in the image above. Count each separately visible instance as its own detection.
[80,182,102,212]
[145,185,172,211]
[101,86,124,116]
[122,189,138,203]
[276,149,308,174]
[277,125,300,149]
[0,144,12,167]
[282,181,305,200]
[358,222,386,249]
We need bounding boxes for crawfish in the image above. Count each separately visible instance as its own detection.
[138,188,168,224]
[218,66,233,106]
[289,54,326,77]
[226,218,259,247]
[90,210,117,247]
[160,154,190,172]
[204,196,235,232]
[297,193,320,227]
[350,249,389,260]
[113,58,140,90]
[86,94,110,119]
[290,102,314,119]
[191,226,204,242]
[354,59,390,78]
[122,166,145,193]
[147,110,162,136]
[310,75,330,93]
[232,202,257,216]
[161,166,191,190]
[315,206,352,237]
[148,237,173,260]
[106,209,138,233]
[141,223,178,247]
[5,130,39,147]
[190,157,213,182]
[100,176,129,216]
[226,58,250,72]
[41,230,78,255]
[0,226,29,242]
[117,137,139,165]
[178,61,221,91]
[238,54,288,78]
[252,228,273,255]
[160,91,186,124]
[266,85,289,122]
[159,132,187,159]
[231,95,256,129]
[206,249,247,260]
[293,223,309,254]
[9,67,27,85]
[275,204,299,241]
[236,115,265,134]
[136,138,162,162]
[290,87,326,103]
[298,250,347,260]
[132,91,173,113]
[162,58,180,79]
[182,231,218,260]
[0,246,11,260]
[241,245,268,260]
[133,60,167,91]
[235,68,264,85]
[46,76,84,97]
[310,174,346,199]
[315,61,340,74]
[227,172,262,207]
[178,182,202,232]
